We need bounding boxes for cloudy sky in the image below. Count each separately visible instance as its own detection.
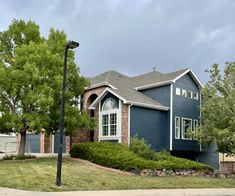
[1,0,235,83]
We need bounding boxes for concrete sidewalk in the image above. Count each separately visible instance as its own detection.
[1,188,235,196]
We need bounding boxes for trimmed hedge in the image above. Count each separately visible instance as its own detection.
[70,142,213,172]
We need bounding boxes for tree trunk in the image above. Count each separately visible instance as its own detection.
[18,130,26,156]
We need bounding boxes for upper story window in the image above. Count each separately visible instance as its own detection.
[182,89,187,97]
[193,92,199,100]
[102,98,118,110]
[176,88,181,96]
[187,91,193,98]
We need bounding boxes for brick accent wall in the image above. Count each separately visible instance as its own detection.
[83,87,106,110]
[83,87,106,142]
[40,132,52,153]
[121,103,129,145]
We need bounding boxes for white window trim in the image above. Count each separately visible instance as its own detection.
[98,99,122,143]
[181,117,192,140]
[175,116,181,139]
[176,87,181,96]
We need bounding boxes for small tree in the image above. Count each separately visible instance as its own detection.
[0,19,90,155]
[196,62,235,155]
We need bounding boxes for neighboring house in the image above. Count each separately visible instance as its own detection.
[82,68,219,169]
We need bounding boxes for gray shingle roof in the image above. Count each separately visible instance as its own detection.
[88,68,191,110]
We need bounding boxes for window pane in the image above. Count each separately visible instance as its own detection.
[102,125,108,136]
[102,98,118,110]
[110,125,117,135]
[193,92,198,100]
[102,114,109,125]
[182,89,187,97]
[110,113,117,124]
[175,117,180,139]
[176,88,181,95]
[176,117,180,127]
[175,127,180,139]
[187,91,193,98]
[182,119,192,139]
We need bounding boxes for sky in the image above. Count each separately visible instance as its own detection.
[1,0,235,83]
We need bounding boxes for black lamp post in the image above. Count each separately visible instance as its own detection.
[56,41,79,186]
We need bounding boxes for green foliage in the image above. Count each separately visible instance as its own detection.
[0,19,91,154]
[129,135,155,160]
[2,154,36,160]
[70,142,213,172]
[195,62,235,154]
[129,136,209,170]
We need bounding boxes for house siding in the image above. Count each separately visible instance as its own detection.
[130,106,168,151]
[140,85,171,150]
[172,73,200,151]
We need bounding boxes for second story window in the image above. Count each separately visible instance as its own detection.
[182,118,192,139]
[182,89,187,97]
[175,117,180,139]
[176,88,181,96]
[193,92,199,100]
[187,91,193,98]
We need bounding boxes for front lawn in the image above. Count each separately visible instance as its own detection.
[0,157,234,191]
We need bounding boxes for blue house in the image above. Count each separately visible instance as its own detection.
[82,68,219,169]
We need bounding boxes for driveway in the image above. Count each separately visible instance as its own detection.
[1,188,235,196]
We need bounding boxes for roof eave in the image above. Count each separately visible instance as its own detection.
[134,80,173,91]
[85,82,117,90]
[127,101,169,111]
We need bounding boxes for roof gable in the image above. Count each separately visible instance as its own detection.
[86,68,203,111]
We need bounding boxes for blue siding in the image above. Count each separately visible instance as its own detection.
[130,106,169,151]
[173,73,200,151]
[141,85,170,107]
[198,144,219,170]
[140,85,171,150]
[25,133,40,153]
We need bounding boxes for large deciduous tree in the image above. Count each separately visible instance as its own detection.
[198,62,235,155]
[0,19,91,155]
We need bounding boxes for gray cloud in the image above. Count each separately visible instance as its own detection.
[1,0,235,83]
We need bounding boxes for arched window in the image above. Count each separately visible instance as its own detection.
[100,98,119,137]
[102,98,118,111]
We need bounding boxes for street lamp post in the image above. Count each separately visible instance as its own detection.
[56,41,79,186]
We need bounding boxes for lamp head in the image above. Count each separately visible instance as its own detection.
[66,41,79,49]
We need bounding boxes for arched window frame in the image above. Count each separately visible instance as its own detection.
[99,98,121,142]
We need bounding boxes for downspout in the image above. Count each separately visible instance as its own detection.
[128,103,134,146]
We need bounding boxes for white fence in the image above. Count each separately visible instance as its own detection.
[0,135,17,154]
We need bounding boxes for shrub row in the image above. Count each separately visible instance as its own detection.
[70,142,213,172]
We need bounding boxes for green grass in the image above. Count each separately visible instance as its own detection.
[0,157,234,191]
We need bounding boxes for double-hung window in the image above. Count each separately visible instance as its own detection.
[182,118,192,139]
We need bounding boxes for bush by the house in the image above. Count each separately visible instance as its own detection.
[70,142,213,172]
[130,136,211,171]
